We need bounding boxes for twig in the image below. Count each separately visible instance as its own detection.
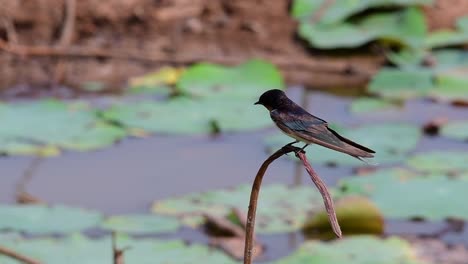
[295,151,342,238]
[16,156,44,204]
[112,232,129,264]
[243,145,342,264]
[0,245,42,264]
[58,0,76,47]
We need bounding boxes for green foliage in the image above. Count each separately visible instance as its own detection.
[265,123,420,166]
[152,184,337,234]
[368,69,434,99]
[101,215,180,234]
[350,97,399,113]
[0,205,102,234]
[407,151,468,174]
[426,17,468,48]
[297,8,426,49]
[0,100,126,156]
[274,236,423,264]
[441,120,468,141]
[0,235,237,264]
[340,168,468,220]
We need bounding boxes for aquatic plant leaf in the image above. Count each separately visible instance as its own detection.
[297,8,426,49]
[368,68,434,99]
[440,120,468,141]
[430,74,468,102]
[0,100,126,156]
[0,235,237,264]
[340,168,468,220]
[291,0,432,23]
[152,184,337,234]
[350,97,399,113]
[265,123,420,166]
[274,236,423,264]
[426,17,468,48]
[128,66,184,95]
[303,196,384,239]
[407,151,468,174]
[0,205,102,234]
[176,59,284,99]
[101,214,180,234]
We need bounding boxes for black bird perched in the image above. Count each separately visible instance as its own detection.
[255,89,375,162]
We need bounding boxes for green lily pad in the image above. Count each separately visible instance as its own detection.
[440,120,468,141]
[297,8,426,49]
[0,100,126,156]
[127,66,183,95]
[152,184,338,234]
[176,59,284,99]
[0,234,237,264]
[265,123,420,166]
[426,17,468,49]
[0,205,102,234]
[350,98,399,113]
[274,236,423,264]
[340,168,468,220]
[368,68,434,99]
[291,0,432,23]
[431,74,468,102]
[407,151,468,174]
[101,214,180,234]
[303,196,384,239]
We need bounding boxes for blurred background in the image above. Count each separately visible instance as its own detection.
[1,0,468,263]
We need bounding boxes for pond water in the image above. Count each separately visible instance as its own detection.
[0,86,467,261]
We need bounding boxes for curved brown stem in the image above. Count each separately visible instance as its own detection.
[243,146,342,264]
[0,245,41,264]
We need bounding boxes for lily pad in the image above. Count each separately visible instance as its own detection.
[297,8,426,49]
[440,120,468,141]
[101,214,180,234]
[0,205,102,234]
[274,236,423,264]
[128,66,184,95]
[291,0,432,23]
[0,100,126,156]
[431,74,468,102]
[368,68,434,99]
[303,196,384,239]
[407,151,468,174]
[176,59,284,99]
[152,184,338,234]
[350,97,399,113]
[340,168,468,220]
[426,17,468,49]
[0,234,237,264]
[265,123,420,166]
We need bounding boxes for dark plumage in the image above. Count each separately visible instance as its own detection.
[255,89,375,161]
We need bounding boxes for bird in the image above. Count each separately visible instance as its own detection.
[255,89,375,162]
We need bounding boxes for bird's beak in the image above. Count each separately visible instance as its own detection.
[254,101,260,105]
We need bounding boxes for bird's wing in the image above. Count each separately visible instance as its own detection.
[271,110,374,158]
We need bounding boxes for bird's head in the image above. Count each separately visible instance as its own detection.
[254,89,287,111]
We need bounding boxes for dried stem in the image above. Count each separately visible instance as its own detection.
[0,245,42,264]
[295,151,342,238]
[243,145,342,264]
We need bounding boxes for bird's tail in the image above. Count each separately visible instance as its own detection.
[327,127,376,159]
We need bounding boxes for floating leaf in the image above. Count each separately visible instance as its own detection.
[407,151,468,174]
[340,168,468,220]
[265,123,420,166]
[440,120,468,141]
[297,8,426,49]
[152,184,337,234]
[430,74,468,102]
[101,214,180,234]
[368,68,434,99]
[303,196,384,239]
[292,0,432,23]
[0,100,126,156]
[350,98,399,113]
[176,59,284,99]
[0,235,237,264]
[426,17,468,48]
[274,236,423,264]
[128,66,184,95]
[0,205,102,234]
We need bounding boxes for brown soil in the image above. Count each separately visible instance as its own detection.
[0,0,465,97]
